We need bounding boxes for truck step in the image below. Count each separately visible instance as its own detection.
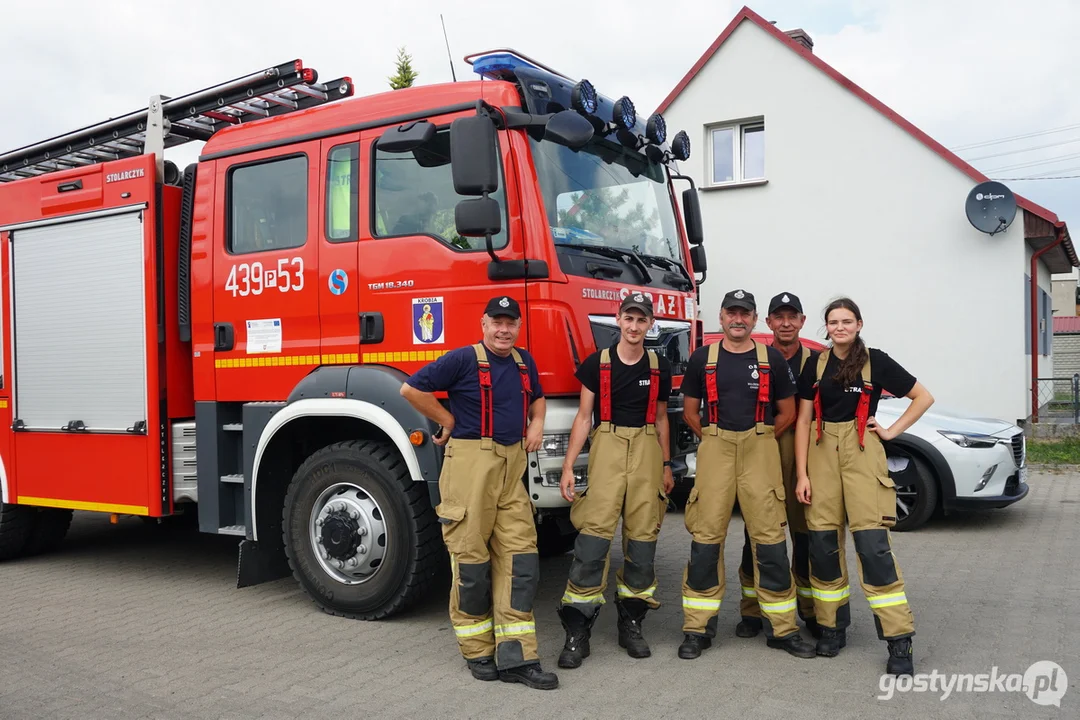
[218,525,246,536]
[220,474,244,484]
[222,423,243,432]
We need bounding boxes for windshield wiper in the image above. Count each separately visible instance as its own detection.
[554,242,653,285]
[635,251,694,291]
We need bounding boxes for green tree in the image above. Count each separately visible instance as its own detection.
[388,47,419,90]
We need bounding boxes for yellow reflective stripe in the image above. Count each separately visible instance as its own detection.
[741,586,757,598]
[454,618,493,638]
[811,586,851,602]
[494,622,536,638]
[617,583,656,598]
[867,592,908,609]
[562,590,606,605]
[682,596,721,610]
[796,586,814,598]
[759,598,798,614]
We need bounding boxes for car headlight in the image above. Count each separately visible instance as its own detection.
[938,431,997,449]
[541,433,589,457]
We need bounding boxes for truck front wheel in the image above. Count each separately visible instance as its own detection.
[0,503,33,560]
[282,439,444,620]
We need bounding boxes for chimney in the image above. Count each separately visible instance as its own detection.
[784,28,814,53]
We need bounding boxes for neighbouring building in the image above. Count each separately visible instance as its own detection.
[657,5,1077,424]
[1052,269,1078,317]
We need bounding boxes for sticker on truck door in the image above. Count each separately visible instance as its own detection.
[412,297,444,345]
[246,318,282,354]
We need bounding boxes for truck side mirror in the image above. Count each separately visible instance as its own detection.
[682,188,704,245]
[376,120,436,153]
[455,197,502,237]
[543,110,593,150]
[690,244,707,273]
[450,116,499,195]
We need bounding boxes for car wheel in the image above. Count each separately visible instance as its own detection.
[893,455,938,532]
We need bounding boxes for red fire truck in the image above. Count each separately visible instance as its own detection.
[0,51,707,619]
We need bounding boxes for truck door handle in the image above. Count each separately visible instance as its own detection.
[360,312,384,344]
[214,322,234,351]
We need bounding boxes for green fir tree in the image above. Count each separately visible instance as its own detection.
[388,47,419,90]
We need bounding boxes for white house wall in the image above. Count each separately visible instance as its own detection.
[663,20,1043,423]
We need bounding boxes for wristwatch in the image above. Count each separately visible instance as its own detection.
[663,460,672,468]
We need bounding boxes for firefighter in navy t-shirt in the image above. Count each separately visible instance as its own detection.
[676,289,816,661]
[400,295,558,691]
[554,292,673,668]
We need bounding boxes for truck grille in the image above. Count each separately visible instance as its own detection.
[1010,432,1025,467]
[589,317,692,376]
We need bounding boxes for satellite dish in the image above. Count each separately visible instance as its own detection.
[966,181,1017,236]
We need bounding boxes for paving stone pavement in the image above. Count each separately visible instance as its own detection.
[1,470,1077,719]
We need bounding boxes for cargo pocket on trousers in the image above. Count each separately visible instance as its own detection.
[876,475,897,528]
[771,483,788,529]
[569,487,589,530]
[683,486,700,531]
[435,502,468,554]
[657,490,670,530]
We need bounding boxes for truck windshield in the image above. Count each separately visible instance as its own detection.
[530,136,685,273]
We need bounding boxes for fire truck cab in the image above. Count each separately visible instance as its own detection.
[0,51,707,620]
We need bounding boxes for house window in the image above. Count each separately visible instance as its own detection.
[709,120,765,186]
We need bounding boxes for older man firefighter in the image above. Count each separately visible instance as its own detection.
[676,289,817,660]
[736,292,820,640]
[556,292,674,668]
[400,295,559,691]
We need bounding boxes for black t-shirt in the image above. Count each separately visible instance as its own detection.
[575,345,673,427]
[797,347,916,422]
[406,344,544,445]
[787,346,820,380]
[682,342,796,431]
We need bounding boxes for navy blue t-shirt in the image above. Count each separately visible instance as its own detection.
[406,344,544,445]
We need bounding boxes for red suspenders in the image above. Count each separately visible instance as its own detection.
[704,341,770,433]
[598,347,659,427]
[473,343,532,441]
[813,350,873,449]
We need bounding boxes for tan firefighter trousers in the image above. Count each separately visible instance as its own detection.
[682,426,799,639]
[561,425,667,614]
[806,421,915,640]
[739,426,815,622]
[434,438,541,670]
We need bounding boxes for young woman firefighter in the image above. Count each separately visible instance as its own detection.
[794,297,934,677]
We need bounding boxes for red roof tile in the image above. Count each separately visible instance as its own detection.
[1054,316,1080,334]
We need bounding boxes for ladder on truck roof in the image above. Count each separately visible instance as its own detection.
[0,59,354,183]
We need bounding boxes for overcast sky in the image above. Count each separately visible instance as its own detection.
[5,0,1078,259]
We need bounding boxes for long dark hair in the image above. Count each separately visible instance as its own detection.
[824,297,868,387]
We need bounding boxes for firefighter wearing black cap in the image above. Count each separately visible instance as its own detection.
[677,289,816,660]
[555,292,674,668]
[736,291,820,639]
[400,295,559,691]
[794,297,934,677]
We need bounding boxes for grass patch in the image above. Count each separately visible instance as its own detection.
[1026,437,1080,465]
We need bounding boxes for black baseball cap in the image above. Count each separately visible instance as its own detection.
[768,291,803,315]
[721,288,756,311]
[619,291,654,317]
[484,295,521,319]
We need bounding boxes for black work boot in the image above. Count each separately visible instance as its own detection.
[677,633,712,659]
[556,605,598,669]
[736,616,762,638]
[886,638,914,676]
[803,617,823,639]
[466,656,499,681]
[499,662,559,690]
[615,598,651,658]
[766,632,817,659]
[815,627,847,657]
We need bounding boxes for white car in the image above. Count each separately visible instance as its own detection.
[681,398,1029,532]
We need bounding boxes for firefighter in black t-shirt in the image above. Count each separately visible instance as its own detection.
[793,296,934,677]
[737,292,820,639]
[555,292,673,668]
[677,289,816,661]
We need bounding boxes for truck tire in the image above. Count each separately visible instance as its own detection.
[22,508,73,556]
[537,521,578,557]
[282,439,445,620]
[0,503,33,560]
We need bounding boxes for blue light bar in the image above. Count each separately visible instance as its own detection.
[470,53,540,81]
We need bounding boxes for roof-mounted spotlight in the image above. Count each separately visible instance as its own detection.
[671,130,691,161]
[571,79,598,115]
[613,96,636,130]
[646,113,666,145]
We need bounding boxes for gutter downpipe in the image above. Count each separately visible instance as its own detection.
[1031,224,1067,422]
